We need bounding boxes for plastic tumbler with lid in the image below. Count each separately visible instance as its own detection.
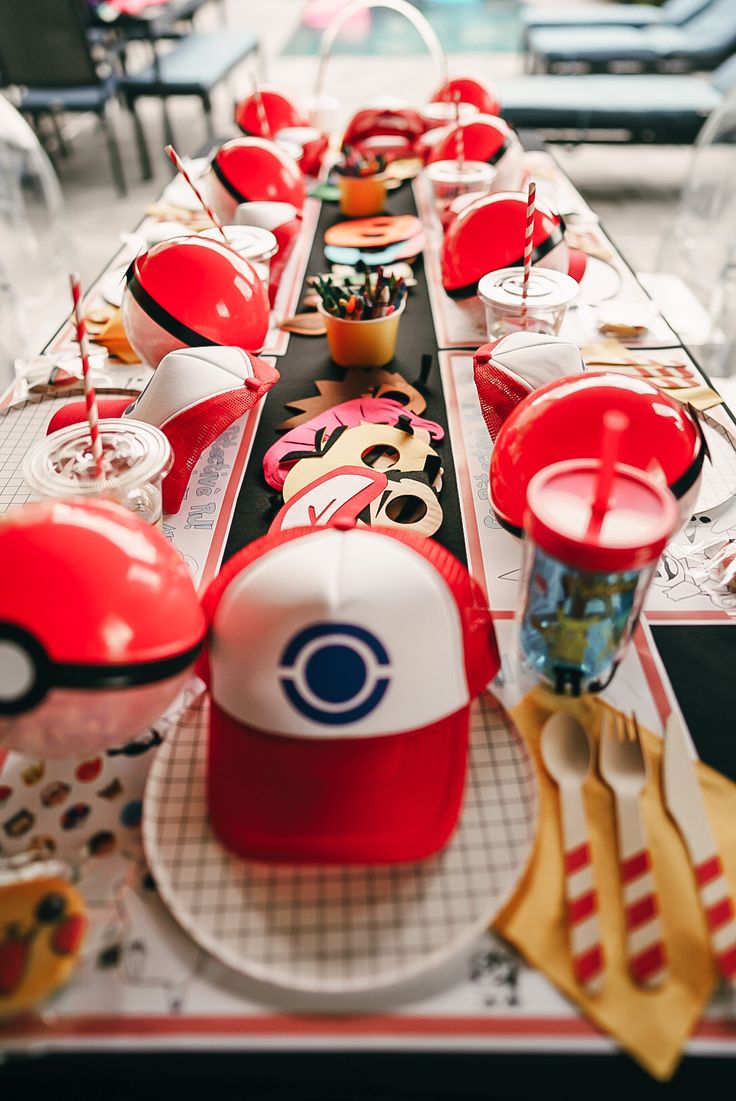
[478,267,578,338]
[519,455,679,695]
[23,419,172,526]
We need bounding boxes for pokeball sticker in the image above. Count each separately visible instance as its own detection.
[279,623,390,725]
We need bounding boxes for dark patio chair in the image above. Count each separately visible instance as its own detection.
[522,0,713,41]
[527,0,736,75]
[501,53,736,145]
[0,0,151,195]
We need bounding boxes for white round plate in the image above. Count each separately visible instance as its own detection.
[694,416,736,515]
[99,264,128,308]
[576,255,621,306]
[143,690,538,996]
[161,158,209,211]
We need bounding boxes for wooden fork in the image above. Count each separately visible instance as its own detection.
[599,710,668,987]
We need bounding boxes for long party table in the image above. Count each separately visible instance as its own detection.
[1,141,735,1097]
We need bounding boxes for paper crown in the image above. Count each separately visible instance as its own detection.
[473,332,585,442]
[198,524,500,864]
[47,347,279,514]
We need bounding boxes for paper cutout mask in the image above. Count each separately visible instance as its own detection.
[271,466,443,537]
[282,422,443,503]
[279,367,428,430]
[264,397,444,491]
[324,215,422,250]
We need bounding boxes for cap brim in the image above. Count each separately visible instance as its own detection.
[207,701,470,864]
[567,248,588,283]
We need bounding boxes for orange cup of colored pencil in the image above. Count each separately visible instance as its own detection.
[315,271,407,367]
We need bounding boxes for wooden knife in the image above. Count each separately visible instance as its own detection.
[662,712,736,983]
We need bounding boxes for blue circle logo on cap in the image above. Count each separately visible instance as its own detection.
[279,623,390,725]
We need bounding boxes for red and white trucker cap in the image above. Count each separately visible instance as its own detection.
[198,524,500,865]
[473,332,585,441]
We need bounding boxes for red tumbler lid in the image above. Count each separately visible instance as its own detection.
[525,459,679,572]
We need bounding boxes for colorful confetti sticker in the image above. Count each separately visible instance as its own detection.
[40,781,71,808]
[88,830,116,857]
[3,808,34,838]
[60,803,91,831]
[75,758,103,784]
[21,762,45,786]
[98,778,123,801]
[120,800,142,829]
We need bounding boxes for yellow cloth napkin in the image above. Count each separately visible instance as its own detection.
[494,688,736,1080]
[91,308,139,365]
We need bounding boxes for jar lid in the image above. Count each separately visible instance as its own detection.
[274,125,323,145]
[419,101,478,126]
[478,267,579,311]
[23,419,172,498]
[201,224,278,261]
[425,159,494,187]
[525,459,679,572]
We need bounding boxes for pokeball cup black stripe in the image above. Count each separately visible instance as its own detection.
[443,225,565,300]
[210,157,249,206]
[50,640,204,690]
[127,274,219,349]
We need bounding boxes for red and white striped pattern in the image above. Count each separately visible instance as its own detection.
[454,91,465,172]
[565,840,605,993]
[164,144,228,242]
[620,848,668,987]
[251,77,272,139]
[695,854,736,982]
[520,180,536,331]
[69,273,103,476]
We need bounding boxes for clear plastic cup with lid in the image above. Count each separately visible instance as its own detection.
[518,457,679,695]
[478,267,578,338]
[199,224,278,293]
[22,419,173,527]
[424,159,495,215]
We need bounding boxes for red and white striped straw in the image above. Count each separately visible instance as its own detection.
[454,90,465,173]
[520,180,536,330]
[164,144,228,243]
[251,75,271,139]
[69,273,103,478]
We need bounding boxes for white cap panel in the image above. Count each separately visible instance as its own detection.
[492,332,584,390]
[124,347,255,426]
[210,528,469,738]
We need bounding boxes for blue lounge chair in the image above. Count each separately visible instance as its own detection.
[522,0,712,38]
[501,54,736,144]
[527,0,736,74]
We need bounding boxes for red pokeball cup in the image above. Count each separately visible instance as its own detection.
[431,76,502,118]
[519,459,679,696]
[121,236,270,367]
[441,191,588,296]
[478,267,579,339]
[197,525,500,864]
[0,499,205,758]
[234,87,307,139]
[490,372,706,537]
[204,138,306,225]
[427,115,524,194]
